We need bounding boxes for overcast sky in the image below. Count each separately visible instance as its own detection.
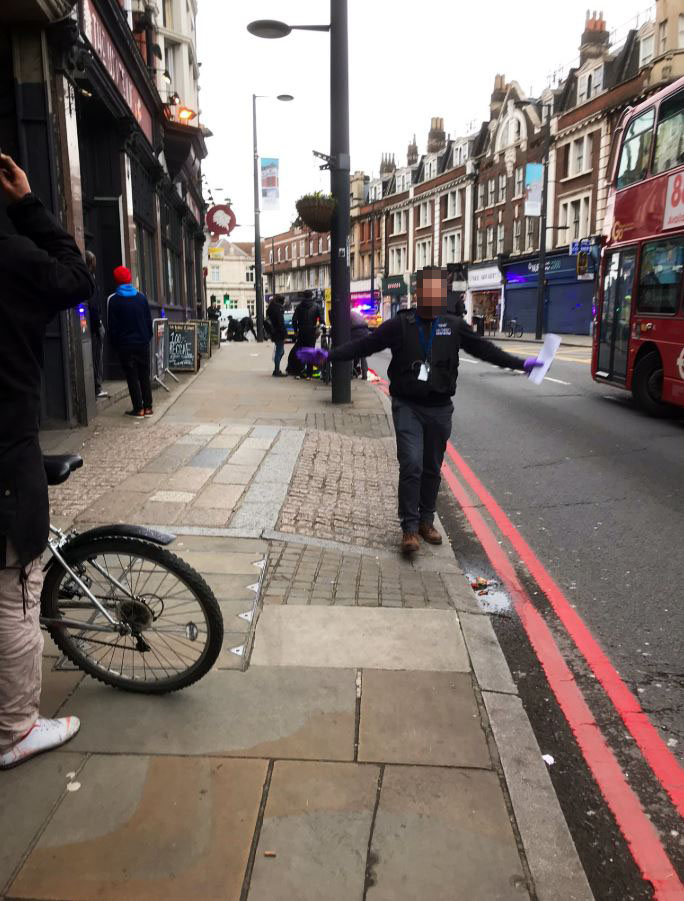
[197,0,653,241]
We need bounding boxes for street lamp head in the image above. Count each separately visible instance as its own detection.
[277,94,294,102]
[247,19,291,39]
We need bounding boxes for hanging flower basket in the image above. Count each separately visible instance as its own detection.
[295,193,336,233]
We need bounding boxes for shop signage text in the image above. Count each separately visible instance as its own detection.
[82,0,153,144]
[382,275,407,295]
[467,265,501,289]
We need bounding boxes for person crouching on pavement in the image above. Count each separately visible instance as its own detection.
[0,153,91,768]
[298,266,542,555]
[107,265,154,419]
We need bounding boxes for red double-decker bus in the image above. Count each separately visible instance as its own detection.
[593,76,684,414]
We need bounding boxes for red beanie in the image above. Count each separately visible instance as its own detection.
[113,265,132,285]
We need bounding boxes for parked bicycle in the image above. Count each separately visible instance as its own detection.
[41,454,223,693]
[506,319,524,338]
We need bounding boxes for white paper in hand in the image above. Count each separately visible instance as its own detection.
[528,333,562,385]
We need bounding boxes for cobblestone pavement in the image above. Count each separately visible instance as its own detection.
[277,430,401,549]
[48,422,190,523]
[304,409,392,438]
[263,542,454,608]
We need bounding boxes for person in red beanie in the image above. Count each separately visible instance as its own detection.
[107,265,154,418]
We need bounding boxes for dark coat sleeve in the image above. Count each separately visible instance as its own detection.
[141,293,153,342]
[107,295,120,346]
[457,319,526,369]
[329,317,402,362]
[6,194,93,312]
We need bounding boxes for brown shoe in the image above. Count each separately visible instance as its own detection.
[419,523,442,545]
[400,532,420,555]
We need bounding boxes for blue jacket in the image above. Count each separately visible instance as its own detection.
[107,284,153,348]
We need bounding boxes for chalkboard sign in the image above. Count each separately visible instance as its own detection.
[192,320,211,358]
[210,319,220,347]
[169,321,198,372]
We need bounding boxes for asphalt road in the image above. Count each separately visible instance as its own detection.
[370,339,684,895]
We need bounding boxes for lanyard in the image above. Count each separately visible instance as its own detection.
[416,316,439,362]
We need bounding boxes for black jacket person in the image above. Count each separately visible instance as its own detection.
[325,267,537,555]
[0,153,91,767]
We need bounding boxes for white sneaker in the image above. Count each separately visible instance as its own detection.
[0,716,80,769]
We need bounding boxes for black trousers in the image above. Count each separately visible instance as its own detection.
[118,344,152,412]
[391,397,453,533]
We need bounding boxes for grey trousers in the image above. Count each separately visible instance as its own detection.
[0,543,44,750]
[391,397,453,533]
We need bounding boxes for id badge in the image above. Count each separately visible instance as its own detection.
[418,362,429,382]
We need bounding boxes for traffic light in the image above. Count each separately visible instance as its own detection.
[223,293,230,306]
[576,251,588,278]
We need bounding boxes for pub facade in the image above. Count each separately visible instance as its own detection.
[0,0,207,427]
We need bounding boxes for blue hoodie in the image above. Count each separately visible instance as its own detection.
[107,283,153,348]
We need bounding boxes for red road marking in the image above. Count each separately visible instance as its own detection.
[444,440,684,821]
[441,462,683,899]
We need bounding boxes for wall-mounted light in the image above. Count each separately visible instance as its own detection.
[178,106,197,122]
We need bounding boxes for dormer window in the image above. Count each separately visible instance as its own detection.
[640,32,654,66]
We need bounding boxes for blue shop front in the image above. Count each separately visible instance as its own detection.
[502,252,596,335]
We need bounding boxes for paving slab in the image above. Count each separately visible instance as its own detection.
[180,507,232,527]
[166,466,215,491]
[249,761,379,901]
[40,659,83,717]
[150,489,196,503]
[229,446,267,467]
[214,463,260,485]
[367,766,529,901]
[10,755,265,901]
[189,446,232,468]
[483,692,594,901]
[117,471,169,492]
[358,671,490,768]
[142,444,197,472]
[77,489,145,523]
[460,612,517,694]
[230,500,278,532]
[0,751,84,894]
[193,483,245,509]
[131,499,184,525]
[65,668,356,759]
[251,607,469,671]
[191,423,222,435]
[179,549,265,575]
[443,572,482,614]
[172,535,269,554]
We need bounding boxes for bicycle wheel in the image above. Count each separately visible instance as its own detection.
[516,325,524,338]
[41,536,224,693]
[507,324,514,338]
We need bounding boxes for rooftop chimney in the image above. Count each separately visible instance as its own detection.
[427,117,446,153]
[490,74,507,119]
[579,9,609,65]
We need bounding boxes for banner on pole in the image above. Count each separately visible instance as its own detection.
[524,163,543,217]
[260,157,279,210]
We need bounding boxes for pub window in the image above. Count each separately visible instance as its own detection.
[513,218,521,253]
[653,90,684,175]
[210,265,220,281]
[617,108,655,189]
[637,238,684,314]
[486,226,494,257]
[514,166,524,197]
[498,174,506,203]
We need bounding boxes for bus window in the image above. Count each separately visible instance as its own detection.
[653,91,684,175]
[637,237,684,315]
[616,108,655,189]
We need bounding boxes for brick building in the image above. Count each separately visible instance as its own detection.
[265,4,684,337]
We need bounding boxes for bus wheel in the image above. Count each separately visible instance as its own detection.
[632,353,670,417]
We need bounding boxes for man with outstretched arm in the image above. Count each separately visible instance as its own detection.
[0,153,92,767]
[299,266,542,555]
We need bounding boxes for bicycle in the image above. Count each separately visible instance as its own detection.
[506,319,524,338]
[40,454,224,693]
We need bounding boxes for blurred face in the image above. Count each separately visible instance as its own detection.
[416,274,447,318]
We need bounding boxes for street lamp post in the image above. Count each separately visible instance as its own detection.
[536,104,552,341]
[252,93,293,342]
[248,6,352,404]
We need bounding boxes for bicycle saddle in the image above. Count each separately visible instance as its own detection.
[43,454,83,486]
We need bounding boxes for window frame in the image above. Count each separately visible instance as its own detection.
[498,174,507,203]
[636,236,684,316]
[616,106,656,190]
[652,89,684,176]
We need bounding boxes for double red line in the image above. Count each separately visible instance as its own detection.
[374,375,684,898]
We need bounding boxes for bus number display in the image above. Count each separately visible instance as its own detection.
[663,173,684,230]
